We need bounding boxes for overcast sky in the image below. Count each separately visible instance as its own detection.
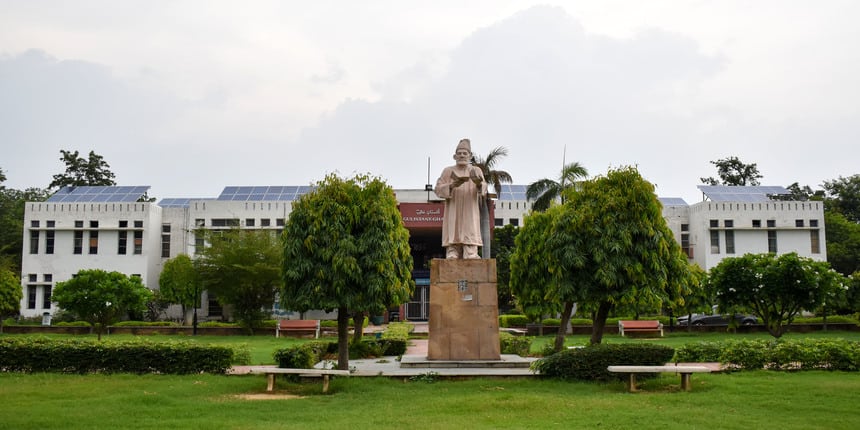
[2,1,858,204]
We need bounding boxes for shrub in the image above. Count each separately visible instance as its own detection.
[0,337,236,374]
[498,315,530,327]
[198,321,239,328]
[532,343,675,381]
[673,341,723,363]
[721,339,771,370]
[541,318,560,326]
[273,341,331,369]
[674,338,860,371]
[499,332,532,356]
[53,321,91,327]
[792,316,858,324]
[112,321,177,327]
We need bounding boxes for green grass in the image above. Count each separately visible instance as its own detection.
[1,371,859,429]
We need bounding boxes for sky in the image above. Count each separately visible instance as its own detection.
[1,1,858,204]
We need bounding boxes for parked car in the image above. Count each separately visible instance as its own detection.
[677,313,757,326]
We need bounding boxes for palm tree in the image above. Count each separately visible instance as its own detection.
[526,162,588,212]
[471,147,513,259]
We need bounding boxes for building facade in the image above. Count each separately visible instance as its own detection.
[19,184,825,319]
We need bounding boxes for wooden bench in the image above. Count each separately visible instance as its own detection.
[607,365,711,392]
[247,368,350,393]
[618,320,663,337]
[275,319,320,338]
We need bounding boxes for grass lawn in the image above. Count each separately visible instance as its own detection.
[1,370,859,429]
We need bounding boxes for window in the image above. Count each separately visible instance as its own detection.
[509,218,519,227]
[133,231,143,254]
[46,231,54,254]
[118,231,128,255]
[89,220,98,228]
[681,233,692,258]
[28,274,37,282]
[31,220,40,228]
[276,218,285,227]
[47,220,55,228]
[162,224,171,233]
[75,220,83,228]
[30,230,39,254]
[195,231,205,255]
[195,218,205,227]
[810,219,819,228]
[261,218,271,227]
[245,218,255,227]
[724,220,734,228]
[811,230,821,254]
[494,218,504,227]
[211,218,240,227]
[89,231,99,254]
[725,230,735,254]
[681,224,689,232]
[767,220,776,228]
[119,220,128,228]
[134,220,143,228]
[796,219,804,227]
[752,220,761,228]
[161,234,170,258]
[42,285,52,309]
[27,286,36,309]
[710,230,720,254]
[73,231,83,254]
[709,219,719,228]
[768,231,778,253]
[44,274,52,282]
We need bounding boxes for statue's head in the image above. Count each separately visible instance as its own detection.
[454,138,471,165]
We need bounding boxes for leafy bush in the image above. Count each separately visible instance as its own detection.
[569,318,592,325]
[112,321,177,327]
[673,341,724,362]
[499,332,531,356]
[499,315,530,327]
[198,321,239,328]
[541,318,560,326]
[53,321,91,327]
[532,343,675,381]
[792,316,858,324]
[273,341,331,369]
[674,338,860,371]
[0,337,236,374]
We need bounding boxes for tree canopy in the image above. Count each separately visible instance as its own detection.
[0,266,23,333]
[700,156,763,186]
[822,174,860,222]
[282,173,414,370]
[707,252,845,338]
[0,172,50,271]
[195,229,282,333]
[526,162,588,212]
[52,269,152,340]
[824,211,860,276]
[158,254,200,323]
[491,224,519,312]
[48,150,117,190]
[472,146,513,258]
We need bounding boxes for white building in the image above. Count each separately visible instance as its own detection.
[19,184,825,318]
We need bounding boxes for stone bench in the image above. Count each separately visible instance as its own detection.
[607,365,711,392]
[275,319,320,338]
[618,320,663,337]
[247,368,351,393]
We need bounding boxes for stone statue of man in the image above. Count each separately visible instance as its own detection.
[434,138,487,259]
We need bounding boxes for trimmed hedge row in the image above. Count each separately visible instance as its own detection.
[532,344,675,381]
[274,323,412,368]
[0,337,242,374]
[675,338,860,371]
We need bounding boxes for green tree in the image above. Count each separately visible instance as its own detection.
[0,266,23,333]
[282,173,414,370]
[471,147,513,258]
[491,224,519,312]
[526,162,588,212]
[550,167,692,345]
[822,174,860,222]
[509,206,566,348]
[48,150,117,190]
[707,252,845,338]
[824,211,860,276]
[52,269,152,340]
[196,229,282,334]
[0,177,50,271]
[700,156,763,186]
[159,254,200,324]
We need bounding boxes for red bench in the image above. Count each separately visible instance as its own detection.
[275,319,320,338]
[618,320,663,337]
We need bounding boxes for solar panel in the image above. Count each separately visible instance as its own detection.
[697,185,790,202]
[659,197,688,206]
[216,186,316,201]
[46,186,151,203]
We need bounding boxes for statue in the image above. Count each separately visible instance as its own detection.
[434,138,487,259]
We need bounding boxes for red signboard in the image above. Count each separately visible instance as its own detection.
[399,202,445,228]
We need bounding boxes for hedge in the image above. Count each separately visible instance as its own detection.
[532,343,675,380]
[0,337,243,374]
[674,338,860,371]
[274,323,411,368]
[500,332,531,356]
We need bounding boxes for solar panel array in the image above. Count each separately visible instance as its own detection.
[158,198,215,208]
[658,197,688,206]
[497,184,528,201]
[697,185,790,202]
[216,186,315,201]
[46,186,150,203]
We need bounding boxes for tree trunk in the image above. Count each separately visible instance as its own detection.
[553,301,575,352]
[337,307,350,370]
[480,198,491,259]
[590,300,613,345]
[351,310,365,344]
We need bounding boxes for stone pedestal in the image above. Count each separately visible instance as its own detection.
[427,258,501,360]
